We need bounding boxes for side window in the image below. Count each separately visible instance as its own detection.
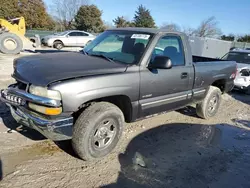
[134,38,148,46]
[82,32,89,36]
[151,36,185,66]
[68,32,77,36]
[76,32,89,36]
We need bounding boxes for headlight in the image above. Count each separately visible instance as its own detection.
[29,85,61,100]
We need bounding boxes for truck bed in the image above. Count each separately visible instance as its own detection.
[193,55,223,62]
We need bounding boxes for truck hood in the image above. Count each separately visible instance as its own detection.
[13,52,128,87]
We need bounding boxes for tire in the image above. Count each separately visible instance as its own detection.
[72,102,124,161]
[0,32,23,54]
[196,86,222,119]
[53,41,64,50]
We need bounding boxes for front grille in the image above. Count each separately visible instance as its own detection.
[1,90,25,106]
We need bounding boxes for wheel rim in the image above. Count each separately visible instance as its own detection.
[208,95,218,114]
[92,118,117,150]
[4,38,17,50]
[56,43,62,49]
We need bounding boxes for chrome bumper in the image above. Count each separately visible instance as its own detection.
[1,86,61,107]
[7,104,73,141]
[0,86,73,141]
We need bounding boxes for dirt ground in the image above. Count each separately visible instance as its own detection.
[0,51,250,188]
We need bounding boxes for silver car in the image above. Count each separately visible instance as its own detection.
[222,49,250,94]
[41,30,96,49]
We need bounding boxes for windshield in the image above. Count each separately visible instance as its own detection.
[222,52,250,64]
[83,30,153,64]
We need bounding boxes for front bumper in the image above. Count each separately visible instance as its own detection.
[8,105,73,140]
[0,87,73,141]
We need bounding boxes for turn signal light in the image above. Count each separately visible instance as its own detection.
[29,103,62,116]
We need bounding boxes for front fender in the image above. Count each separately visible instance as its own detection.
[49,70,140,112]
[74,86,133,109]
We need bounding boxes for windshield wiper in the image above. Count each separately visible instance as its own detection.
[88,54,115,63]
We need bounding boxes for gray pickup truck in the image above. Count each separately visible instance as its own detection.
[0,28,237,161]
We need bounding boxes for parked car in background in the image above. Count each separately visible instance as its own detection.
[222,49,250,94]
[41,30,96,49]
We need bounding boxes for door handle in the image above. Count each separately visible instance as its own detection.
[181,72,188,79]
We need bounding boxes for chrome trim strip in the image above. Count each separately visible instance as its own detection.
[142,94,188,107]
[193,89,206,95]
[142,89,206,107]
[1,88,61,107]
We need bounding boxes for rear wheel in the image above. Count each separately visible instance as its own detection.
[0,32,23,54]
[53,41,64,50]
[196,86,222,119]
[72,102,124,161]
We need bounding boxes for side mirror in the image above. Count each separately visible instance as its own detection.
[66,35,69,38]
[149,56,172,69]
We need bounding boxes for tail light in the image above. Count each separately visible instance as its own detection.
[230,64,237,79]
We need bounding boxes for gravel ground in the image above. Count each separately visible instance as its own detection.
[0,51,250,188]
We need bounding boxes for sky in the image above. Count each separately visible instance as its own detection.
[44,0,250,35]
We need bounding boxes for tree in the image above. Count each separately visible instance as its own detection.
[103,20,115,29]
[0,0,55,30]
[160,23,181,32]
[51,0,88,29]
[113,16,131,28]
[0,0,19,19]
[75,5,105,33]
[195,16,222,38]
[221,34,235,41]
[133,5,156,28]
[182,27,196,36]
[18,0,55,30]
[237,35,250,42]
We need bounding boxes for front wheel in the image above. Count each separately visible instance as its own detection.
[196,86,222,119]
[53,41,64,50]
[72,102,124,161]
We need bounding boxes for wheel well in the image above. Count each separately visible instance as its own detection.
[53,40,63,45]
[75,95,133,123]
[212,79,226,93]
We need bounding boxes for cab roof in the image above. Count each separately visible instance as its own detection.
[107,27,185,35]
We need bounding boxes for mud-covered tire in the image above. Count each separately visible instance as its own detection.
[72,102,124,161]
[196,86,222,119]
[0,32,23,54]
[53,41,64,50]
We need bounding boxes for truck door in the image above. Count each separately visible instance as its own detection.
[139,34,194,117]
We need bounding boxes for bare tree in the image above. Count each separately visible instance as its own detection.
[182,26,196,36]
[195,16,222,38]
[160,23,181,32]
[51,0,88,29]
